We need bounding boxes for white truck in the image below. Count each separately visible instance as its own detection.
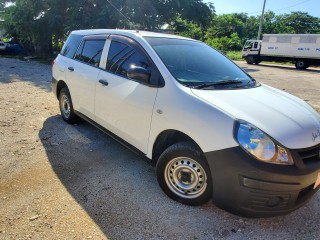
[242,34,320,69]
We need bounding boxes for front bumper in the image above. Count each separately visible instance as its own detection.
[205,145,320,218]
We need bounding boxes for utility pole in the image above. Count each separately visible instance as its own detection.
[257,0,266,40]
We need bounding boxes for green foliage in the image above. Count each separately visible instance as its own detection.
[0,0,319,56]
[205,13,248,39]
[206,33,242,52]
[204,11,320,52]
[0,0,213,56]
[172,17,204,40]
[274,11,320,33]
[226,51,242,61]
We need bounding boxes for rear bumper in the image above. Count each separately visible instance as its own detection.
[205,146,320,218]
[52,77,58,98]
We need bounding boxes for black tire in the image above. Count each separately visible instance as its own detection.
[254,59,261,64]
[246,55,255,65]
[58,87,80,124]
[156,142,213,206]
[295,60,307,69]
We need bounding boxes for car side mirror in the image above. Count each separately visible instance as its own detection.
[127,66,150,83]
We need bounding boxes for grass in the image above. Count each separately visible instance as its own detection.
[226,51,243,61]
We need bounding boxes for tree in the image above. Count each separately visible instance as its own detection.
[276,11,320,33]
[0,0,213,55]
[204,11,320,52]
[172,17,203,40]
[205,13,248,39]
[206,32,242,52]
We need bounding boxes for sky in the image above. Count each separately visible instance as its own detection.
[204,0,320,17]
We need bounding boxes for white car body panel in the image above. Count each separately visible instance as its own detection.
[52,56,66,87]
[191,84,320,149]
[95,70,158,152]
[65,59,99,120]
[146,75,237,158]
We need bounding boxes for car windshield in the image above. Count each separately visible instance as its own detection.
[243,41,254,49]
[145,37,257,89]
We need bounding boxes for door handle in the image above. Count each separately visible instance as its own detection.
[68,66,74,72]
[99,79,109,86]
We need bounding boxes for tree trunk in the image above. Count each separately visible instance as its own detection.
[34,36,53,58]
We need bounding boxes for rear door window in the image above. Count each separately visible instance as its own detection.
[75,40,106,67]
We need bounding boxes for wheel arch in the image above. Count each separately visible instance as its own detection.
[151,129,204,166]
[56,80,68,99]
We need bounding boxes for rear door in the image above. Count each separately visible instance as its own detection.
[95,35,160,153]
[54,34,83,91]
[65,35,108,120]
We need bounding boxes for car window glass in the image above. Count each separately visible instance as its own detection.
[146,37,251,86]
[75,40,106,67]
[61,34,83,58]
[106,40,151,78]
[244,41,253,49]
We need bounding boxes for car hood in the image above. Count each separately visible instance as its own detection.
[191,85,320,149]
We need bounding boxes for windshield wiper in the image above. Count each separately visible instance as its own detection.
[193,80,243,89]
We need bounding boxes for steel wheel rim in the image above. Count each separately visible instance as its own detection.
[164,157,207,199]
[60,94,71,118]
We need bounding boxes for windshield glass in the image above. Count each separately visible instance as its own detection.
[243,41,254,49]
[145,37,257,89]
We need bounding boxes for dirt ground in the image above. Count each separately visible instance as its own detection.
[0,57,319,240]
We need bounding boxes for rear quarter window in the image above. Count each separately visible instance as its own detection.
[61,34,83,58]
[74,40,106,67]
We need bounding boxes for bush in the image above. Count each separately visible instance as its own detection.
[226,51,242,60]
[206,33,243,52]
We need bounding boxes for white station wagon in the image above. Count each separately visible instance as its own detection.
[52,29,320,217]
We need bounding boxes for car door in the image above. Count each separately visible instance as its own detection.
[65,35,107,120]
[95,35,161,153]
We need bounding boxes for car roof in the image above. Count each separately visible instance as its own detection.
[70,29,194,41]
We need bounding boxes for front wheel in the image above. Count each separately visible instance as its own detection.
[246,55,255,65]
[254,59,261,64]
[156,142,213,206]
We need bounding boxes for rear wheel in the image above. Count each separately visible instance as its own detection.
[156,142,212,206]
[59,87,80,124]
[295,60,307,69]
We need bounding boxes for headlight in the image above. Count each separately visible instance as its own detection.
[235,121,293,165]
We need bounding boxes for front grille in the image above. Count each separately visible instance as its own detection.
[297,145,320,164]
